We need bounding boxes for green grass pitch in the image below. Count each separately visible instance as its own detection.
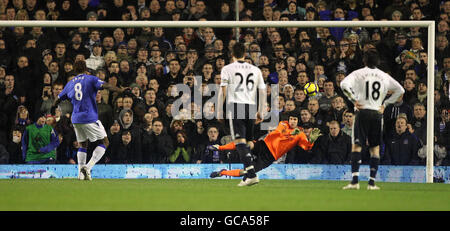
[1,179,449,211]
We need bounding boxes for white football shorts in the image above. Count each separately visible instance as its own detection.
[73,120,107,143]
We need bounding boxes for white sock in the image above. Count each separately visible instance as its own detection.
[86,145,106,170]
[77,148,87,176]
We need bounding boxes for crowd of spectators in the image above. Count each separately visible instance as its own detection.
[0,0,449,166]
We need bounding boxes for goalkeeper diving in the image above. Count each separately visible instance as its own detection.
[209,111,322,186]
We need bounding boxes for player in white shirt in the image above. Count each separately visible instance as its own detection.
[340,50,405,190]
[217,42,266,186]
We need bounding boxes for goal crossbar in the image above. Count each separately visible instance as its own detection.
[0,20,434,28]
[0,19,436,183]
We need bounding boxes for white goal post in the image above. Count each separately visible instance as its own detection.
[0,20,436,183]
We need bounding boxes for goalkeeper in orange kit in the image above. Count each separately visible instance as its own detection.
[209,111,322,186]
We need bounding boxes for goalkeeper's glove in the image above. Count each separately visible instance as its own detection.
[207,145,220,151]
[290,128,301,136]
[309,128,322,143]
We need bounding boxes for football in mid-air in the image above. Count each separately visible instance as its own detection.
[304,82,319,97]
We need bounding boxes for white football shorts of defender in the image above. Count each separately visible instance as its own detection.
[73,120,107,143]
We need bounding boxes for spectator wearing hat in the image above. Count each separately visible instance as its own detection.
[40,48,54,73]
[112,107,143,152]
[416,78,428,106]
[393,31,410,61]
[394,49,419,83]
[135,61,149,79]
[14,105,32,132]
[197,43,216,68]
[303,5,317,20]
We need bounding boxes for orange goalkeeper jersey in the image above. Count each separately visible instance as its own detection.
[218,121,314,161]
[263,121,314,160]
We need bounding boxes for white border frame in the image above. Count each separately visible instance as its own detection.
[0,20,435,183]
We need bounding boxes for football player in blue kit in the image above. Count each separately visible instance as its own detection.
[53,61,125,180]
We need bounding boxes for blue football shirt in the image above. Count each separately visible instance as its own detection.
[58,74,104,124]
